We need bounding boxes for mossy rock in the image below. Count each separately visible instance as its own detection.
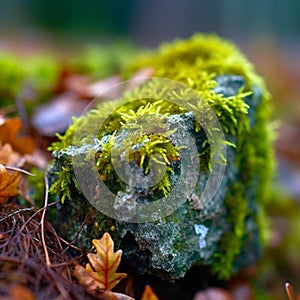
[48,34,274,280]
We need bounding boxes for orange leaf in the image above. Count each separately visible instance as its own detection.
[0,118,34,154]
[74,232,127,292]
[140,285,159,300]
[0,164,21,203]
[9,285,36,300]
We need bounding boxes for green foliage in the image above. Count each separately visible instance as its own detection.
[48,164,79,203]
[23,55,60,99]
[0,53,24,106]
[68,42,138,79]
[96,134,117,185]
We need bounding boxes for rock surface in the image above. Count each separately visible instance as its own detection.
[48,34,274,280]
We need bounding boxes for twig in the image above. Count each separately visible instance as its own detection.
[16,201,59,236]
[48,267,71,300]
[0,202,86,299]
[41,176,51,266]
[0,206,34,222]
[286,282,295,300]
[4,165,35,176]
[59,237,83,252]
[62,216,89,253]
[0,255,23,264]
[50,256,82,268]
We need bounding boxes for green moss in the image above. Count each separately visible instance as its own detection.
[212,183,248,279]
[122,33,272,278]
[130,35,273,277]
[0,53,24,106]
[49,33,274,278]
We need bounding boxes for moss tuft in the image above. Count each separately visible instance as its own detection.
[49,33,274,279]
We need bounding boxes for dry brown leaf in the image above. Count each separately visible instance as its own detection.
[74,232,127,293]
[0,142,22,165]
[0,118,34,154]
[140,285,159,300]
[0,164,21,203]
[9,285,36,300]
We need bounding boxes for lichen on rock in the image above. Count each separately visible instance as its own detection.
[48,34,274,280]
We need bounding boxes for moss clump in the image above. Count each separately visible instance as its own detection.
[50,100,181,199]
[125,33,274,278]
[49,33,274,280]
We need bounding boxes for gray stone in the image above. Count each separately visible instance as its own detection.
[48,74,264,280]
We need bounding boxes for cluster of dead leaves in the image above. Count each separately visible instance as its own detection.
[0,117,35,203]
[73,232,159,300]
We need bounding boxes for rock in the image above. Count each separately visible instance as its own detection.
[48,34,274,281]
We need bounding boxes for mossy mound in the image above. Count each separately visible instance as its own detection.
[48,34,274,280]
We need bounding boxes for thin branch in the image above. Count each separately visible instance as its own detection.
[15,200,59,236]
[59,237,83,252]
[4,165,35,176]
[0,255,23,264]
[62,216,88,253]
[0,206,34,222]
[286,282,295,300]
[41,176,51,266]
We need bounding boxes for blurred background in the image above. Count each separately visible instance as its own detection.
[0,1,300,299]
[0,0,299,118]
[0,0,300,46]
[0,0,299,48]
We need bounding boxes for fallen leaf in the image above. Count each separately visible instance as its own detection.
[9,285,35,300]
[32,92,87,136]
[140,285,159,300]
[0,118,34,154]
[0,164,21,203]
[0,142,22,165]
[74,232,127,292]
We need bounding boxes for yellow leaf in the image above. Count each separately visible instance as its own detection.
[74,232,127,292]
[140,285,159,300]
[0,164,21,203]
